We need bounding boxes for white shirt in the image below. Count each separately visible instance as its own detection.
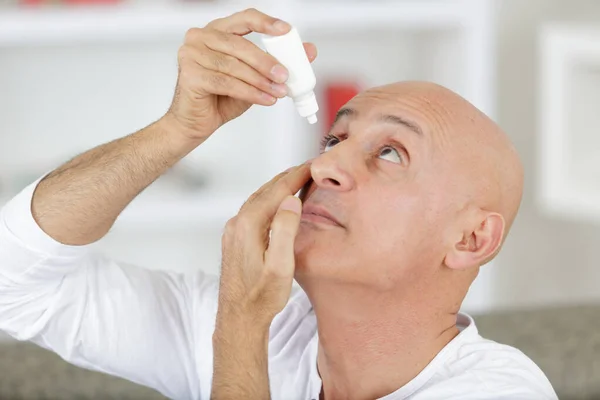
[0,181,558,400]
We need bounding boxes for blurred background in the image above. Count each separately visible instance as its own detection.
[1,0,599,399]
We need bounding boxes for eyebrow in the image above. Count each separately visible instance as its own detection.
[331,107,356,126]
[332,108,423,136]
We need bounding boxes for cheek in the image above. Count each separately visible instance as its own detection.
[355,188,441,257]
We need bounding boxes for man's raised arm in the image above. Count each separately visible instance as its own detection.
[32,7,311,245]
[32,117,202,246]
[0,9,316,399]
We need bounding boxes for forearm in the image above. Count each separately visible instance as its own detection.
[211,317,272,400]
[32,116,203,245]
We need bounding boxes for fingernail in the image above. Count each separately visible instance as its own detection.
[270,64,288,84]
[261,92,276,104]
[272,20,291,34]
[271,82,288,97]
[280,196,302,214]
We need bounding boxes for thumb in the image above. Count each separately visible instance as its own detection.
[265,196,302,277]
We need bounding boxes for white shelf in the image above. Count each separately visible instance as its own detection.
[0,0,481,46]
[538,24,600,222]
[116,192,245,230]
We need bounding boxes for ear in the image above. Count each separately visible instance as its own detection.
[444,211,505,270]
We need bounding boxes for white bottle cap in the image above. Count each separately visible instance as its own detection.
[294,91,319,124]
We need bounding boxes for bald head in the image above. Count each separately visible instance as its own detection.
[355,81,524,241]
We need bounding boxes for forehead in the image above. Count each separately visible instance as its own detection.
[340,87,455,136]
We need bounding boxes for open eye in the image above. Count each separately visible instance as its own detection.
[320,134,340,152]
[379,146,403,164]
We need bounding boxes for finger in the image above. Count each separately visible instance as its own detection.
[186,44,288,98]
[208,8,291,36]
[235,166,300,252]
[264,196,302,278]
[194,69,277,106]
[241,164,311,231]
[303,42,318,63]
[202,30,289,85]
[241,166,297,211]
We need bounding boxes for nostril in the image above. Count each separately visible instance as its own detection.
[324,178,341,186]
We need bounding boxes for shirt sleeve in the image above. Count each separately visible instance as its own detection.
[0,179,220,400]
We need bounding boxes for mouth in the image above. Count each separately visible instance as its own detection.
[301,204,344,228]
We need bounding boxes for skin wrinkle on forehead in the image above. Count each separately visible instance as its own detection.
[353,81,523,239]
[358,88,452,152]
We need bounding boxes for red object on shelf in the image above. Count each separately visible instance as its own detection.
[323,81,361,129]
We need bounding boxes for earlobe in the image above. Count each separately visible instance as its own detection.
[444,212,505,270]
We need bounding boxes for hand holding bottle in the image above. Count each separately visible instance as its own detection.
[162,8,318,141]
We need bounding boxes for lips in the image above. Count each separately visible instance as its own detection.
[301,204,343,227]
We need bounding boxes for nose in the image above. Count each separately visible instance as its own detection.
[310,146,356,192]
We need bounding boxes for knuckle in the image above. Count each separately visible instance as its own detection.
[263,266,278,279]
[211,53,230,72]
[206,73,230,89]
[243,7,259,16]
[178,67,195,83]
[223,218,238,240]
[224,217,237,233]
[184,28,202,43]
[177,45,190,63]
[218,31,233,44]
[222,34,243,53]
[227,58,244,75]
[206,17,223,29]
[242,8,272,31]
[235,214,254,233]
[264,262,286,280]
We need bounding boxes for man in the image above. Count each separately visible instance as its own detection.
[0,8,556,400]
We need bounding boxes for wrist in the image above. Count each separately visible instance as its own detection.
[159,112,213,143]
[147,115,205,158]
[213,319,270,360]
[215,309,272,339]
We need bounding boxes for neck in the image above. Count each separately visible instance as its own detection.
[305,280,462,400]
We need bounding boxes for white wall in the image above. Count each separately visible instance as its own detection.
[3,0,599,315]
[490,0,600,310]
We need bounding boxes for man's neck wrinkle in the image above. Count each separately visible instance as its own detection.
[309,285,459,400]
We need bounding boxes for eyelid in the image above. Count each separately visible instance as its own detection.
[320,132,349,151]
[319,133,339,151]
[319,133,411,164]
[379,140,410,164]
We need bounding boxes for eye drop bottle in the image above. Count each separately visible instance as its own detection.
[261,27,319,124]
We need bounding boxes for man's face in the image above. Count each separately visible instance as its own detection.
[294,87,460,290]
